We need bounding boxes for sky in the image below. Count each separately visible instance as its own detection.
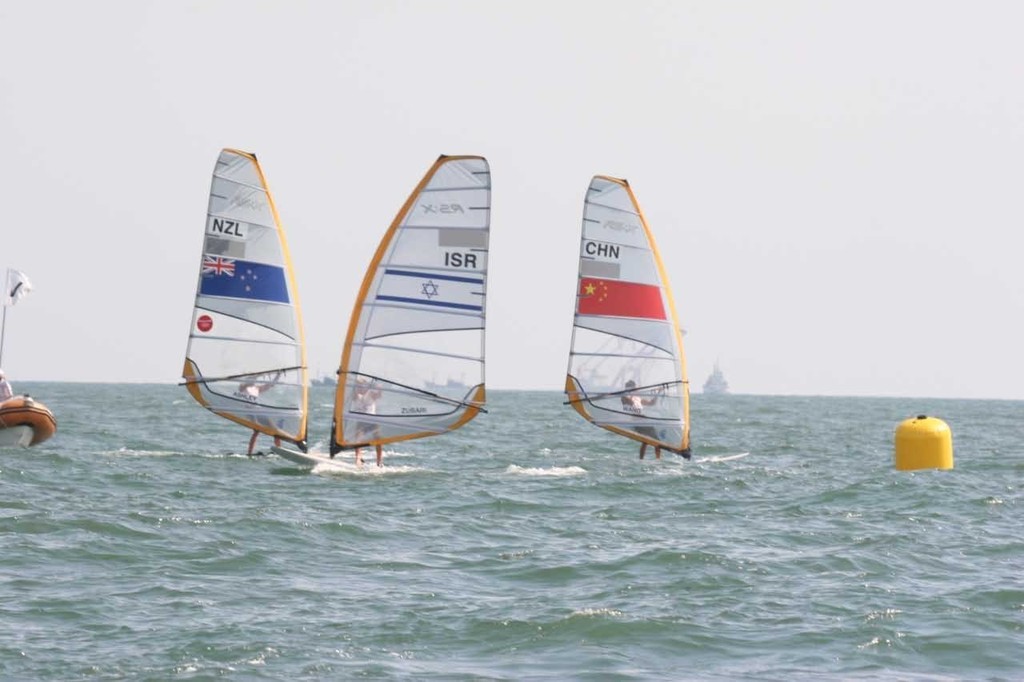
[2,1,1023,399]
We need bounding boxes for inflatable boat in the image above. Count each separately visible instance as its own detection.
[0,396,57,447]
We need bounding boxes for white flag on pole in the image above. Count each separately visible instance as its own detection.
[2,269,32,306]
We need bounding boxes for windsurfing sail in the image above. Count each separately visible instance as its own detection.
[565,176,691,455]
[182,148,309,451]
[330,155,490,454]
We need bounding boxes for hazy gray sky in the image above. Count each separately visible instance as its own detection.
[2,1,1022,398]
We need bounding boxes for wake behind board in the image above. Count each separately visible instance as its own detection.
[696,452,751,463]
[271,445,341,468]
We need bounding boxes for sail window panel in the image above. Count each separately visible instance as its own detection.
[569,346,680,399]
[341,384,472,443]
[586,386,685,421]
[570,326,680,393]
[188,336,299,381]
[574,316,676,356]
[582,202,649,251]
[201,377,304,413]
[201,381,305,438]
[571,326,675,362]
[342,411,449,444]
[208,177,275,228]
[402,188,491,229]
[356,336,483,396]
[571,337,686,445]
[347,378,473,419]
[384,228,489,273]
[197,297,298,339]
[364,327,483,364]
[361,304,481,340]
[198,382,304,419]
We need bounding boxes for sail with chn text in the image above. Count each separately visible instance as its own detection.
[330,155,490,454]
[565,175,691,455]
[182,148,308,451]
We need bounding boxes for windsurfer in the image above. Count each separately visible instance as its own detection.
[352,378,383,467]
[0,369,13,402]
[237,371,283,455]
[621,380,661,460]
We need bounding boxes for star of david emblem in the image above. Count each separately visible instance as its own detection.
[421,280,439,299]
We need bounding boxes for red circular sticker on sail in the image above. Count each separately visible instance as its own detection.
[196,315,213,332]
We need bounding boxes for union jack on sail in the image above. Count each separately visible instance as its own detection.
[203,255,235,276]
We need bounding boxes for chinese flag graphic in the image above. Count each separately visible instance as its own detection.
[578,278,666,320]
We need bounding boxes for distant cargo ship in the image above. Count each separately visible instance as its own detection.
[702,362,729,395]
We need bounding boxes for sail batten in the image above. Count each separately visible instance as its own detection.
[565,176,691,455]
[183,148,309,451]
[350,341,483,363]
[331,155,490,454]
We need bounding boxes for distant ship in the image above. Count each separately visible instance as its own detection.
[702,362,729,395]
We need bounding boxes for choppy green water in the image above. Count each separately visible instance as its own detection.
[1,383,1021,679]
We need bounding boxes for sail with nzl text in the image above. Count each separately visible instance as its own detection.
[330,155,491,455]
[182,148,309,451]
[565,175,691,456]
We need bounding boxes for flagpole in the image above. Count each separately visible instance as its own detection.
[0,268,7,367]
[0,302,7,368]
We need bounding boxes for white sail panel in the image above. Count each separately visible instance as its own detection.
[183,148,308,450]
[565,176,690,455]
[331,155,490,452]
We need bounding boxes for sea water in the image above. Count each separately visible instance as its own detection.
[1,383,1021,680]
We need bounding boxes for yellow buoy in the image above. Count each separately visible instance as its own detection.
[894,415,953,471]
